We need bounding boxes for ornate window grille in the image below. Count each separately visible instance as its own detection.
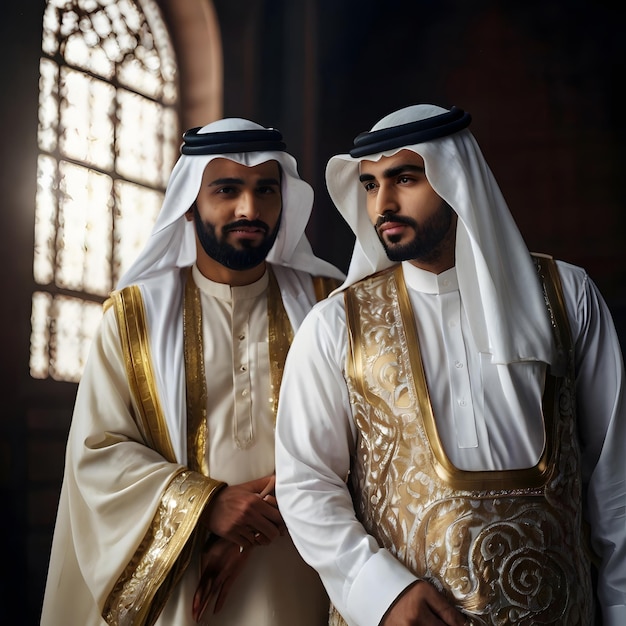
[31,0,179,381]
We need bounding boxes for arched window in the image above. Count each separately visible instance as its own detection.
[31,0,180,382]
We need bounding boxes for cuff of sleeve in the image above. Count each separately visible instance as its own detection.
[103,469,225,625]
[347,549,418,626]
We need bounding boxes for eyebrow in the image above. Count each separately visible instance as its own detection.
[257,177,281,186]
[208,177,280,187]
[359,163,425,183]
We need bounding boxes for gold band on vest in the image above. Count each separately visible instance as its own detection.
[344,261,573,491]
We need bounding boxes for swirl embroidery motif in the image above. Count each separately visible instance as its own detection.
[337,266,592,626]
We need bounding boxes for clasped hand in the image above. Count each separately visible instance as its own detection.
[201,473,284,548]
[193,474,284,622]
[192,536,250,622]
[381,580,469,626]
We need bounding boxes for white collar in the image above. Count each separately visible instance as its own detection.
[402,262,458,295]
[191,263,268,302]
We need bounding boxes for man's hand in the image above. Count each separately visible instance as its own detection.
[381,580,469,626]
[201,474,285,549]
[192,536,250,622]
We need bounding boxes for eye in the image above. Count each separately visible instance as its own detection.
[362,181,377,193]
[257,185,278,195]
[216,185,237,194]
[397,175,413,184]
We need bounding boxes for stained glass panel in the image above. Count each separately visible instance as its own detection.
[34,155,58,285]
[56,161,113,295]
[41,0,177,99]
[50,296,104,382]
[116,89,167,187]
[29,294,104,382]
[30,292,53,379]
[113,180,163,284]
[38,59,59,153]
[59,68,115,170]
[32,0,180,381]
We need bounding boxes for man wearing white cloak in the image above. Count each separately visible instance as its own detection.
[41,118,344,626]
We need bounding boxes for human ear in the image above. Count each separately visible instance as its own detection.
[185,201,197,222]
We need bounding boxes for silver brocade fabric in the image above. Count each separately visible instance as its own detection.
[331,265,593,626]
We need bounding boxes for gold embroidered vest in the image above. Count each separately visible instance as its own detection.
[333,256,593,625]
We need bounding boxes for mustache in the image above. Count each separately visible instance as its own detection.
[222,219,270,234]
[375,213,417,229]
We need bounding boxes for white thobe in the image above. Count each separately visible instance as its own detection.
[42,266,328,626]
[159,266,328,625]
[275,260,626,626]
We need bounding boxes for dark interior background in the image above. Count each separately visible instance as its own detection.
[1,1,624,622]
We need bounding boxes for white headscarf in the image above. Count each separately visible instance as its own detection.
[326,104,555,366]
[118,117,344,289]
[114,118,344,461]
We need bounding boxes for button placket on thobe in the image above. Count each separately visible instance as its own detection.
[439,279,478,449]
[232,297,254,448]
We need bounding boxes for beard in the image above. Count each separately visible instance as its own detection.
[193,206,281,271]
[375,201,455,264]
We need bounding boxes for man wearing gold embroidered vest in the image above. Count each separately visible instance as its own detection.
[41,118,344,626]
[275,105,626,626]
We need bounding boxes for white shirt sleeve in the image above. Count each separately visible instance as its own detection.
[275,296,417,626]
[558,261,626,624]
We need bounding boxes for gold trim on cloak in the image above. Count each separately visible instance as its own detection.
[267,267,295,420]
[312,275,342,302]
[103,469,224,626]
[104,280,225,626]
[184,265,294,470]
[184,269,209,475]
[112,285,177,463]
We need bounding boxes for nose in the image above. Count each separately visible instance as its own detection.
[375,183,399,217]
[234,190,259,220]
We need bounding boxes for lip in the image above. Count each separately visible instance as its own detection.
[226,226,265,240]
[378,222,407,236]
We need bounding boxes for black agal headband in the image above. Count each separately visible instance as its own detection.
[180,127,287,155]
[349,106,472,158]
